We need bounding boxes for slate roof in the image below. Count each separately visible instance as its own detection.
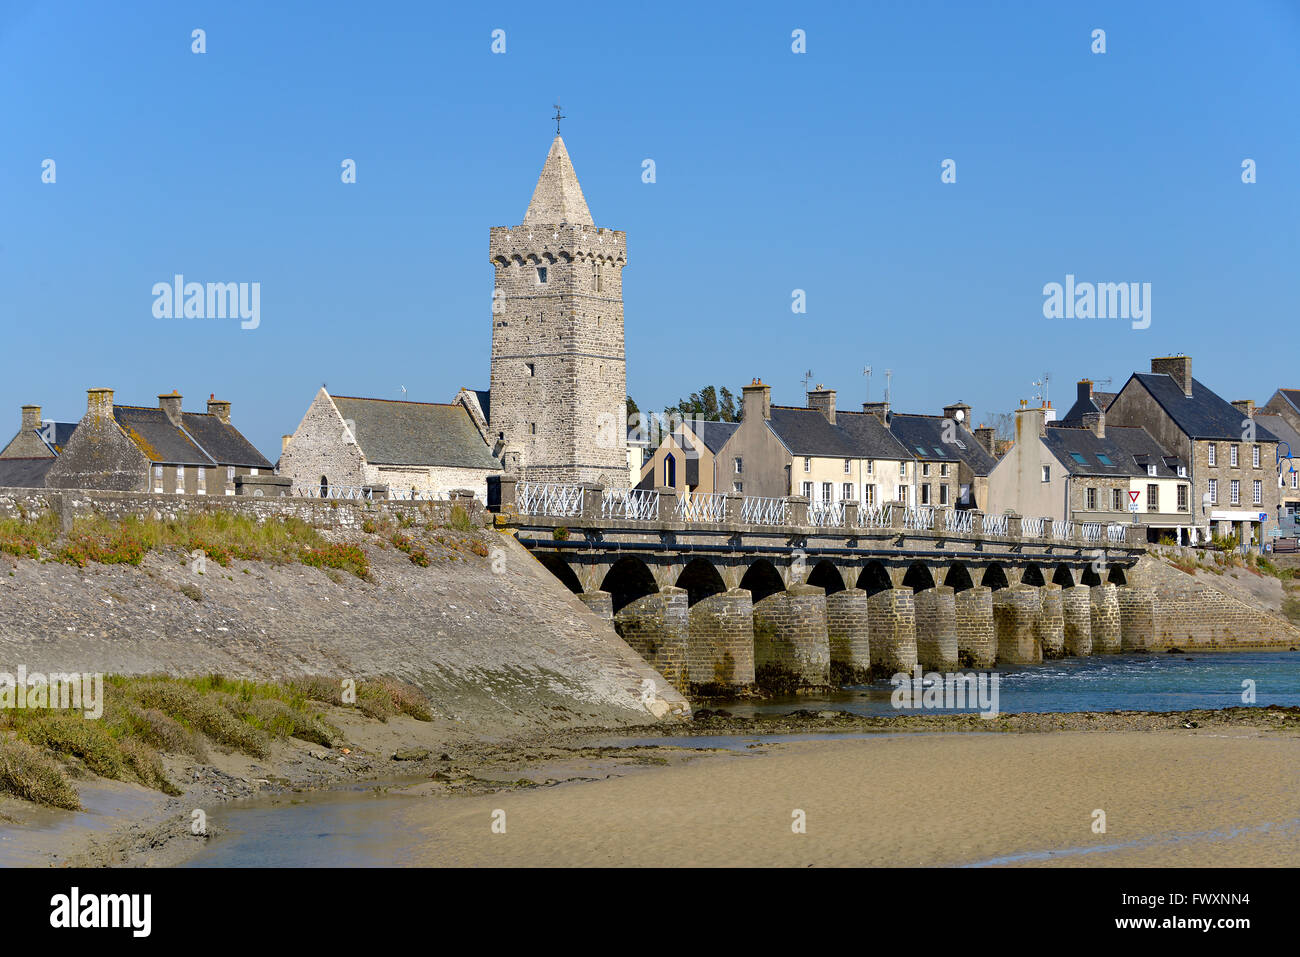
[1256,413,1300,459]
[113,407,215,467]
[471,390,491,424]
[1093,391,1117,410]
[834,411,914,460]
[331,396,500,470]
[0,457,57,488]
[1044,424,1183,478]
[1126,373,1279,442]
[888,414,997,475]
[1274,389,1300,414]
[36,422,78,454]
[688,420,739,455]
[1059,394,1107,426]
[766,407,861,457]
[181,413,273,469]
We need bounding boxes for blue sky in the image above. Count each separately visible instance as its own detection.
[2,0,1298,457]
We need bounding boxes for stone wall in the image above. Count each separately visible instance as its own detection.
[1061,585,1093,656]
[1090,583,1122,653]
[993,585,1042,664]
[868,588,917,674]
[752,584,831,690]
[686,588,755,691]
[825,588,872,683]
[913,586,959,671]
[954,586,995,668]
[1036,583,1065,658]
[1117,584,1158,651]
[614,587,689,693]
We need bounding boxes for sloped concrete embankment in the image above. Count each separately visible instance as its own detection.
[0,532,688,731]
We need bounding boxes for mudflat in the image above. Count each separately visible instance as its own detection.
[390,729,1300,867]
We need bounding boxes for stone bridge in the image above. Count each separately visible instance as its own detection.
[497,480,1154,695]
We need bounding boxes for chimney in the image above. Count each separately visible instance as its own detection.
[1152,355,1193,398]
[974,425,997,455]
[942,401,971,427]
[1077,379,1093,405]
[207,393,232,423]
[742,378,771,421]
[21,405,41,432]
[1017,404,1047,440]
[87,388,113,419]
[807,384,836,424]
[1082,410,1106,437]
[862,401,891,425]
[158,390,184,427]
[1231,399,1255,419]
[281,434,293,455]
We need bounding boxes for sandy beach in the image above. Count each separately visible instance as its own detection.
[384,728,1300,867]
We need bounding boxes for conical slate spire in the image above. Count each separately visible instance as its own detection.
[523,135,593,226]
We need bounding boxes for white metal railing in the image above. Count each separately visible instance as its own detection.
[1107,523,1128,543]
[903,506,935,530]
[601,488,660,521]
[857,504,892,528]
[295,484,374,501]
[807,501,845,527]
[1052,519,1074,540]
[1022,516,1045,538]
[517,481,583,517]
[741,496,789,526]
[1080,522,1102,543]
[945,509,974,534]
[981,513,1009,537]
[387,488,441,501]
[675,491,727,523]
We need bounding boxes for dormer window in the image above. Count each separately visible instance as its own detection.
[1147,464,1157,477]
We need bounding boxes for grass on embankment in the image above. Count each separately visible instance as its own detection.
[0,674,433,810]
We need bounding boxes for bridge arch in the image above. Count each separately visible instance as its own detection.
[901,561,935,592]
[600,556,659,614]
[857,561,892,595]
[807,560,846,594]
[981,563,1010,591]
[1080,564,1102,586]
[676,558,727,606]
[740,559,786,603]
[1021,563,1046,587]
[943,562,975,592]
[1052,563,1075,588]
[536,553,583,595]
[1107,565,1127,586]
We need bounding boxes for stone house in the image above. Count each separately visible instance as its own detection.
[45,389,271,493]
[718,380,913,505]
[985,404,1192,540]
[0,404,78,488]
[882,402,998,511]
[1253,409,1300,516]
[1104,355,1279,545]
[278,388,500,501]
[636,419,739,495]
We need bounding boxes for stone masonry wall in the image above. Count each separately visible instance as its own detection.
[686,588,755,691]
[752,584,831,690]
[993,585,1042,664]
[868,588,917,674]
[1062,585,1093,656]
[825,587,872,683]
[1036,583,1065,658]
[1090,583,1122,653]
[913,586,959,671]
[614,587,689,694]
[954,586,995,668]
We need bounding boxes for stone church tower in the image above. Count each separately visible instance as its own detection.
[488,135,628,487]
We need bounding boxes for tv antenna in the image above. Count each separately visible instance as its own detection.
[863,366,872,402]
[800,369,814,393]
[1031,373,1051,406]
[400,385,408,399]
[884,369,893,405]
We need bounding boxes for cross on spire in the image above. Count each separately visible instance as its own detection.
[552,100,565,136]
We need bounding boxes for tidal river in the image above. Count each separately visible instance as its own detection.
[185,651,1300,867]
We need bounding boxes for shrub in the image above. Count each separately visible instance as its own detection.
[0,736,79,809]
[448,505,474,533]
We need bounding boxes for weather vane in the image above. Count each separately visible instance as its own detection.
[553,101,565,135]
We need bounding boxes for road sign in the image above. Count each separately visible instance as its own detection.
[1129,490,1141,504]
[1129,503,1140,515]
[1259,512,1268,522]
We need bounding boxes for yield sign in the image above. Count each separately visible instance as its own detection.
[1128,490,1141,504]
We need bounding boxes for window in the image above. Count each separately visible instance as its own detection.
[939,485,949,506]
[940,463,949,477]
[1041,465,1051,483]
[734,457,743,474]
[1147,484,1159,511]
[249,468,258,476]
[1096,453,1113,466]
[802,481,813,500]
[154,464,164,493]
[1253,480,1263,505]
[899,461,907,478]
[1147,464,1157,477]
[922,462,931,477]
[530,423,536,435]
[804,457,811,473]
[1069,452,1087,465]
[866,460,874,475]
[227,466,235,481]
[1253,445,1260,468]
[536,266,548,284]
[1230,479,1240,505]
[525,362,535,376]
[1086,487,1097,510]
[592,263,602,292]
[864,484,877,506]
[175,465,185,493]
[821,482,833,503]
[843,458,851,474]
[1112,488,1123,510]
[1293,471,1298,490]
[733,481,743,493]
[197,468,206,495]
[1177,485,1188,511]
[1208,444,1217,466]
[1209,478,1218,504]
[842,482,853,501]
[1230,445,1239,467]
[920,484,931,505]
[1177,465,1187,477]
[897,485,907,505]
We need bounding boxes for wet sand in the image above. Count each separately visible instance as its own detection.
[386,729,1300,867]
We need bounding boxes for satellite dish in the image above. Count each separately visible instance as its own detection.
[954,409,965,422]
